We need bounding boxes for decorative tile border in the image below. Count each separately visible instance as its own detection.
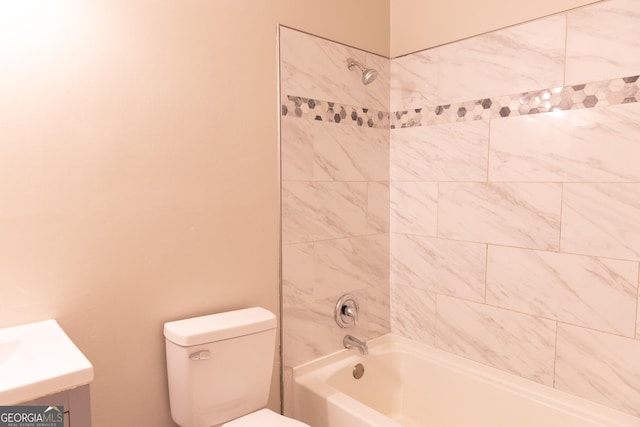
[393,75,639,128]
[282,75,639,129]
[281,96,389,128]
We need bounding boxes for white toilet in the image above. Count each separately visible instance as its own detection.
[164,307,309,427]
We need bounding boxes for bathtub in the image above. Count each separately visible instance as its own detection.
[292,334,640,427]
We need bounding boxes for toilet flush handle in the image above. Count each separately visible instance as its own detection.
[189,350,210,360]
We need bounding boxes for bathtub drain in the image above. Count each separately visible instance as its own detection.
[353,363,365,379]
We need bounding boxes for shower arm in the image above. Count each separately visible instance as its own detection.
[347,58,365,72]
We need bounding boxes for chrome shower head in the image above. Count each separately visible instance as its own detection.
[361,68,378,85]
[347,58,378,85]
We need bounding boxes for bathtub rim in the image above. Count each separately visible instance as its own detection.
[293,333,640,427]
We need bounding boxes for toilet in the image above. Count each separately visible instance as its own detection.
[164,307,309,427]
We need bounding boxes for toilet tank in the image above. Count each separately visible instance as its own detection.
[164,307,277,427]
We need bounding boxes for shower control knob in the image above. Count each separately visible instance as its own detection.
[335,294,359,328]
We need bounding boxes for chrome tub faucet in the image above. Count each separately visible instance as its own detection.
[343,335,368,355]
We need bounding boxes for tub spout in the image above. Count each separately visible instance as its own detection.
[343,335,368,355]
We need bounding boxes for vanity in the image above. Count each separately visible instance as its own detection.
[0,320,94,426]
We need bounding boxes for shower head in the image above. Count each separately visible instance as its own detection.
[347,58,378,85]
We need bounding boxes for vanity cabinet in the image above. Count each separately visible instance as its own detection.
[19,385,91,427]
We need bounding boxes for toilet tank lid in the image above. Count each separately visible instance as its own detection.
[164,307,276,347]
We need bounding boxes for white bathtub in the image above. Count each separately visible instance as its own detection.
[293,334,640,427]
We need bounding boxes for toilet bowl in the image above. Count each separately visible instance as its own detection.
[164,307,310,427]
[222,409,308,426]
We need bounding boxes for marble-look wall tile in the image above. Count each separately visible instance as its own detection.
[282,243,314,308]
[489,103,640,182]
[367,182,389,234]
[561,184,640,260]
[280,28,392,374]
[487,246,638,336]
[555,324,640,417]
[364,53,391,112]
[391,234,486,302]
[283,290,371,369]
[390,182,438,236]
[368,284,391,336]
[281,116,314,181]
[280,27,367,107]
[438,183,562,250]
[436,296,556,385]
[283,367,294,417]
[313,289,370,355]
[282,4,640,413]
[390,50,439,112]
[313,124,388,182]
[313,234,388,300]
[390,120,489,181]
[391,283,436,345]
[282,303,325,368]
[282,181,367,244]
[566,0,640,85]
[438,16,565,104]
[281,116,388,182]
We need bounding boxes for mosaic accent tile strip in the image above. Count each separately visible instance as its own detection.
[281,75,639,129]
[392,75,639,129]
[281,95,389,128]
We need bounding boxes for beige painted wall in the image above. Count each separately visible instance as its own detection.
[0,1,387,426]
[390,0,601,57]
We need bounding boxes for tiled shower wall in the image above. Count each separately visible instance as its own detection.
[280,0,640,418]
[390,0,640,417]
[279,26,391,410]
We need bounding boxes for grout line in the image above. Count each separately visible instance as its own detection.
[563,12,569,86]
[486,118,492,183]
[483,243,489,304]
[634,264,640,339]
[553,321,559,388]
[433,293,439,347]
[435,47,441,107]
[435,182,440,238]
[291,231,640,266]
[276,24,286,415]
[558,183,564,252]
